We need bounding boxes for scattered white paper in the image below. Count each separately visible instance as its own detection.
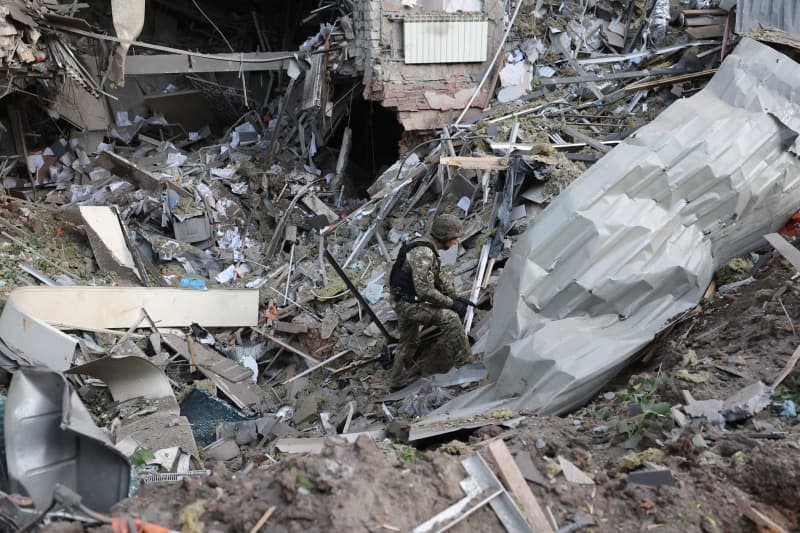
[115,111,131,126]
[89,168,111,182]
[457,196,472,214]
[230,181,248,194]
[242,355,258,383]
[245,278,264,289]
[500,61,533,91]
[537,65,557,78]
[215,265,237,284]
[166,152,187,168]
[211,167,236,179]
[287,59,301,80]
[26,154,44,174]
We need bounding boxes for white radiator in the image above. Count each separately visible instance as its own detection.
[403,13,489,64]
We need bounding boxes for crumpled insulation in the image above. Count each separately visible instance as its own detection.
[649,0,670,38]
[431,39,800,419]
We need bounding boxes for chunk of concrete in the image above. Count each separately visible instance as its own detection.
[203,439,240,461]
[721,381,773,423]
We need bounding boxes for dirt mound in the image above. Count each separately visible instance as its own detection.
[74,436,502,533]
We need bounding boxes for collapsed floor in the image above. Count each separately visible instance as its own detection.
[0,0,797,531]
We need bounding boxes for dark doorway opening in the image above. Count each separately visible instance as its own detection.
[331,94,402,196]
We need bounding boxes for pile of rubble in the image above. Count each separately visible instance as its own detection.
[0,0,797,531]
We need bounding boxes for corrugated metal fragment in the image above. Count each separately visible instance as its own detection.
[418,39,800,426]
[736,0,800,35]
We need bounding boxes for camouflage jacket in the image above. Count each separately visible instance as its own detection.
[397,236,456,308]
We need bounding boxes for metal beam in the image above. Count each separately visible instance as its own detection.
[123,51,292,75]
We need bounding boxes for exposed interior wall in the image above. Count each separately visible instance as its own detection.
[353,0,504,130]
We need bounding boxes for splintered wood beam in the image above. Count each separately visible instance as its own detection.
[738,498,790,533]
[686,25,725,39]
[486,440,554,533]
[440,156,507,171]
[772,343,800,389]
[624,69,718,91]
[561,125,611,154]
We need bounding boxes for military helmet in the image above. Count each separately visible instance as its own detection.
[431,214,464,242]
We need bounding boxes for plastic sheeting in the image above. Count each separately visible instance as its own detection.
[428,39,800,421]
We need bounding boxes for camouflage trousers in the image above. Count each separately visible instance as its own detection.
[388,298,471,386]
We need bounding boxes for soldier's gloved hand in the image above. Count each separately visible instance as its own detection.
[451,299,468,318]
[456,297,477,307]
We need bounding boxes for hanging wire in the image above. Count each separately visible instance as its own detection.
[191,0,235,52]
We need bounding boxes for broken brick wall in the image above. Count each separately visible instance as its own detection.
[353,0,504,130]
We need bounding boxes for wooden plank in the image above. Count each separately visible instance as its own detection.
[274,321,309,334]
[540,66,694,86]
[561,125,611,154]
[123,51,292,75]
[682,8,728,16]
[685,15,727,26]
[772,343,800,388]
[440,156,507,171]
[96,151,160,192]
[260,332,319,365]
[739,499,790,533]
[624,69,717,91]
[163,334,267,411]
[685,24,725,39]
[300,192,339,223]
[765,233,800,272]
[485,440,554,533]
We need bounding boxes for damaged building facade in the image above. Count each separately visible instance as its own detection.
[353,0,503,130]
[0,0,799,531]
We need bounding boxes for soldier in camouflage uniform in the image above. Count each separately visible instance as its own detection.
[388,214,473,388]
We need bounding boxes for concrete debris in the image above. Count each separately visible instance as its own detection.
[682,390,726,426]
[557,456,595,485]
[203,438,240,462]
[721,381,773,423]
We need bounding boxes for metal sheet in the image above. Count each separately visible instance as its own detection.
[67,356,173,402]
[460,454,532,532]
[430,38,800,420]
[735,0,800,35]
[5,369,130,512]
